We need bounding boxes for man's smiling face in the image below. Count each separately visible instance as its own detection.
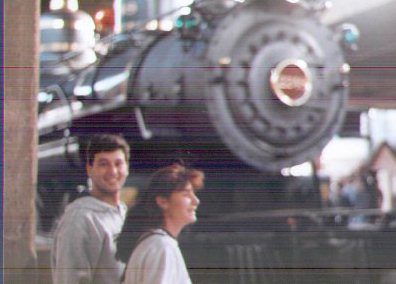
[87,149,129,197]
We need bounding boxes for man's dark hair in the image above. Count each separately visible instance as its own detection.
[86,134,130,166]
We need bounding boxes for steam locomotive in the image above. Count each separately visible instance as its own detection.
[38,0,352,229]
[38,0,355,232]
[38,1,350,178]
[38,1,396,282]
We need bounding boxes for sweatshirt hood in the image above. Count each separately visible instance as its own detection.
[66,195,126,213]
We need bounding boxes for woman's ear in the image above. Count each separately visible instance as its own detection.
[156,196,169,211]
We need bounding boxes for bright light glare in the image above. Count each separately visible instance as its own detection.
[320,137,369,179]
[95,10,105,21]
[145,20,159,31]
[180,7,192,15]
[179,0,194,6]
[160,20,174,31]
[50,0,78,11]
[38,92,53,103]
[145,19,174,31]
[74,86,92,97]
[281,162,313,177]
[50,0,64,10]
[74,19,95,31]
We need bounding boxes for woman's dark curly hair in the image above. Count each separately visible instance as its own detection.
[116,163,204,263]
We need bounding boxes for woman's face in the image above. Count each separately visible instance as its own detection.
[161,182,200,232]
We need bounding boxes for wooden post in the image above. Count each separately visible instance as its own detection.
[4,0,40,283]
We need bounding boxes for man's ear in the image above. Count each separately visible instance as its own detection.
[86,163,92,178]
[156,196,169,211]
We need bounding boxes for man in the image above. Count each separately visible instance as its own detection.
[51,133,130,284]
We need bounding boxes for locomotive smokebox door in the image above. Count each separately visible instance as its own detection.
[205,1,349,171]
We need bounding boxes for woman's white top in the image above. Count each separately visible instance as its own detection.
[124,228,192,284]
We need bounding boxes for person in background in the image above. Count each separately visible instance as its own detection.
[347,169,382,228]
[51,133,130,284]
[116,163,204,284]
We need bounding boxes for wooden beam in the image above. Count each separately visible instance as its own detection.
[4,0,40,283]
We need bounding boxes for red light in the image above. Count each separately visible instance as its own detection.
[94,8,115,35]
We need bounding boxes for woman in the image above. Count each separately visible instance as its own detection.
[116,163,204,284]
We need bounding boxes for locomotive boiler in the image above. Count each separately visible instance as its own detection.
[37,0,352,230]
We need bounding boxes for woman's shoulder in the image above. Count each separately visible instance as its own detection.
[128,231,181,271]
[135,229,178,253]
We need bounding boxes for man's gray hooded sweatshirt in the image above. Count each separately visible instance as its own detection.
[51,196,127,284]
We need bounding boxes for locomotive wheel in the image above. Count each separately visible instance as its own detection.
[206,3,349,171]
